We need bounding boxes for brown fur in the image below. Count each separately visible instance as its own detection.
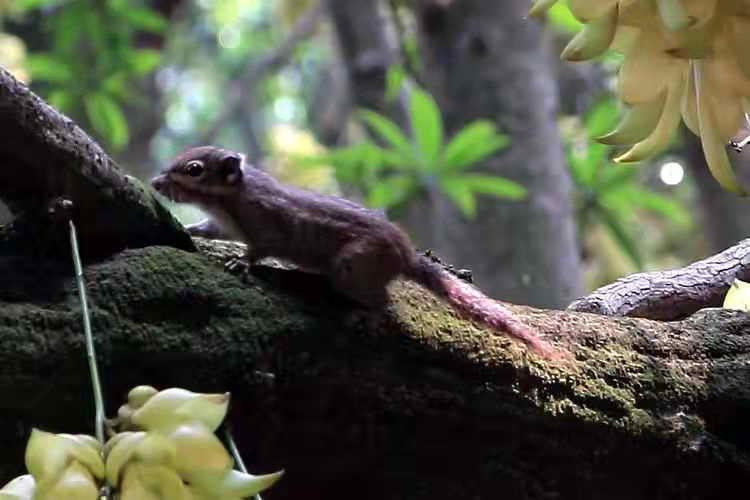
[152,146,568,360]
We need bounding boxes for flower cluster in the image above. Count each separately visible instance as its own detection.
[532,0,750,194]
[0,430,105,499]
[0,386,283,500]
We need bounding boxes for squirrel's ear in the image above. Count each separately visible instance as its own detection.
[219,154,243,184]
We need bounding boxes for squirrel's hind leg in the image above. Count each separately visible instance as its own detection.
[330,239,402,309]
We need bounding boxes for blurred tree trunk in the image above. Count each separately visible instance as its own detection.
[683,127,750,253]
[326,0,401,117]
[551,36,607,117]
[324,0,407,202]
[407,0,582,308]
[118,75,165,180]
[308,58,351,147]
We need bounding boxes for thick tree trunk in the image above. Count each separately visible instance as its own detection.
[1,49,749,500]
[324,0,411,201]
[552,35,608,117]
[118,74,167,180]
[326,0,400,116]
[410,0,582,308]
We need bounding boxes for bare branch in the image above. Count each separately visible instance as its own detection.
[568,238,750,320]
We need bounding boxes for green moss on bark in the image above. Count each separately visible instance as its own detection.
[0,245,748,499]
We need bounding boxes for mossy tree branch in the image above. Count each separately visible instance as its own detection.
[0,66,192,259]
[0,241,749,498]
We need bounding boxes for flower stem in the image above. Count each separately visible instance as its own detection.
[225,426,263,500]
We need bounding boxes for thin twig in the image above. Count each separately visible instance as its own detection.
[224,426,262,500]
[69,219,109,499]
[69,220,106,445]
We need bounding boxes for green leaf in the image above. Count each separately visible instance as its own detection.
[614,187,691,227]
[26,54,73,83]
[568,140,608,188]
[102,72,128,100]
[594,164,638,193]
[358,110,414,162]
[442,120,509,172]
[295,142,404,187]
[385,65,405,103]
[584,97,620,138]
[52,3,85,51]
[546,0,583,34]
[566,142,591,188]
[84,93,129,149]
[129,49,161,76]
[403,35,422,73]
[297,146,369,183]
[366,175,418,208]
[567,155,595,189]
[120,7,168,33]
[458,174,527,200]
[82,10,107,55]
[438,178,477,218]
[47,90,73,113]
[15,0,65,11]
[408,88,443,168]
[596,208,642,268]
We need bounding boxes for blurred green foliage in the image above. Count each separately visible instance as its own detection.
[564,96,691,269]
[0,0,701,279]
[150,0,322,165]
[301,84,524,218]
[13,0,166,149]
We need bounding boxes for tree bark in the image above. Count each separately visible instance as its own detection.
[326,0,401,116]
[411,0,582,308]
[552,35,608,117]
[568,237,750,320]
[0,67,192,260]
[118,74,168,180]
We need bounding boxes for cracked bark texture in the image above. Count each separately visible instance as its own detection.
[569,238,750,320]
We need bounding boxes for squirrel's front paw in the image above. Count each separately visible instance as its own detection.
[224,255,251,281]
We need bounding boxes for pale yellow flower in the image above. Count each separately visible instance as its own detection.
[531,0,750,193]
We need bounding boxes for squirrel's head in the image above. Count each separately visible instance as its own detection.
[151,146,245,204]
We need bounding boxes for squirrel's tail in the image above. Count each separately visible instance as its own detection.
[404,256,565,360]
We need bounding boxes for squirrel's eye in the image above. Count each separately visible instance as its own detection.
[186,161,204,177]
